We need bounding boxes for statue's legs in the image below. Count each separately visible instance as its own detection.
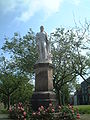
[42,42,47,60]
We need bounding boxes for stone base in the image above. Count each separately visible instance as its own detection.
[34,63,54,91]
[31,91,57,111]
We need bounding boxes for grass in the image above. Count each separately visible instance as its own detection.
[74,105,90,114]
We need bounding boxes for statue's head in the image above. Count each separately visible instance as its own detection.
[40,26,44,32]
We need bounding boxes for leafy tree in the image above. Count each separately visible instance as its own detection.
[2,29,38,76]
[11,81,33,105]
[0,56,33,109]
[50,24,90,104]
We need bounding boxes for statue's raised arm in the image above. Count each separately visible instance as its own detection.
[36,26,52,63]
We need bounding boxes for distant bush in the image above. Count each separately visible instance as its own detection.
[0,109,8,114]
[0,103,8,114]
[74,105,90,114]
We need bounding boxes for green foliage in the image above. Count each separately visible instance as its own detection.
[74,105,90,114]
[0,29,35,109]
[2,29,38,75]
[11,82,33,105]
[0,56,33,109]
[50,25,90,104]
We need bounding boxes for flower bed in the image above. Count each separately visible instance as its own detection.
[9,103,80,120]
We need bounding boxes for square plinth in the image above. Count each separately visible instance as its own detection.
[34,63,53,91]
[31,91,57,111]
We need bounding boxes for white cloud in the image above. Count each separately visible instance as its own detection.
[0,0,20,13]
[16,0,63,22]
[0,0,81,22]
[0,0,63,22]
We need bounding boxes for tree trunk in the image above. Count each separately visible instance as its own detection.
[57,90,62,105]
[7,94,10,110]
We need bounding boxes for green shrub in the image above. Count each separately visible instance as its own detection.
[9,103,27,120]
[9,103,81,120]
[30,104,80,120]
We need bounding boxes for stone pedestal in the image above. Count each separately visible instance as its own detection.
[31,63,57,111]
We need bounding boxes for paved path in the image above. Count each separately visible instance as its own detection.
[0,114,12,120]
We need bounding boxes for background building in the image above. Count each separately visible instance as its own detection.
[72,77,90,105]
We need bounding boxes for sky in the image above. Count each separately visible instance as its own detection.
[0,0,90,47]
[0,0,90,83]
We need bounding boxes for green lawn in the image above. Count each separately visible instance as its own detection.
[74,105,90,114]
[74,105,90,120]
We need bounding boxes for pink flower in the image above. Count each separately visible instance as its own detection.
[23,111,26,116]
[9,106,12,112]
[51,108,55,112]
[58,105,61,109]
[38,107,41,111]
[77,113,80,119]
[49,103,52,107]
[21,107,24,111]
[32,112,36,115]
[37,111,40,115]
[18,106,20,110]
[72,109,74,113]
[68,104,72,109]
[41,106,44,110]
[47,107,49,111]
